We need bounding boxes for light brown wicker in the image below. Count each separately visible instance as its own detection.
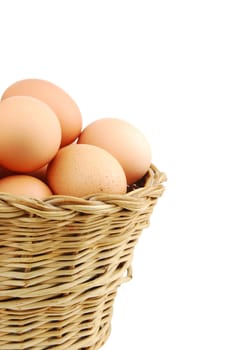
[0,164,166,350]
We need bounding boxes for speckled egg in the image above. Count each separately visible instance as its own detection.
[46,143,127,197]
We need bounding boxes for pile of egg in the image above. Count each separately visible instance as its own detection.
[0,79,152,199]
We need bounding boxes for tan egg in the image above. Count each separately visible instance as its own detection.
[2,78,82,146]
[0,96,61,172]
[47,143,127,197]
[78,118,152,184]
[0,175,52,199]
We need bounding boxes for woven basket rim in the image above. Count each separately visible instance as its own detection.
[0,164,166,212]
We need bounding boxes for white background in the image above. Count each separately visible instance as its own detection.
[1,1,234,349]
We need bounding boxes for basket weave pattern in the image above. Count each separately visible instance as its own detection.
[0,165,166,349]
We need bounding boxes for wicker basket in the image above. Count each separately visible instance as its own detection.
[0,164,166,350]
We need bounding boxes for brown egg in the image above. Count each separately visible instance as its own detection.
[47,144,127,197]
[26,165,48,182]
[0,175,52,199]
[78,118,152,184]
[0,165,13,179]
[0,96,61,172]
[2,78,82,147]
[0,164,48,182]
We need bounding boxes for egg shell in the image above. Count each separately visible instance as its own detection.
[0,96,61,172]
[0,175,52,199]
[47,143,127,197]
[2,78,82,147]
[78,117,152,184]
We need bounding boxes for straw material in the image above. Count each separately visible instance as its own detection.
[0,164,166,349]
